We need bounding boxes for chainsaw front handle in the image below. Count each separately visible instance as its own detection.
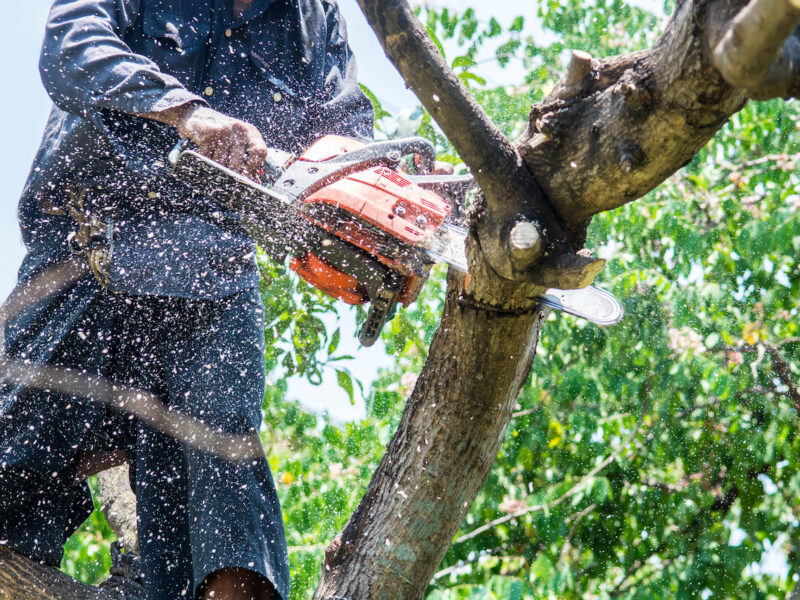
[168,138,288,185]
[324,137,436,173]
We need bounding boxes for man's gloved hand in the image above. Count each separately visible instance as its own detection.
[141,102,268,181]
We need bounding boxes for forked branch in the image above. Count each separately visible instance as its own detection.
[354,0,605,294]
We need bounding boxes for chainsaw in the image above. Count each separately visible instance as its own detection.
[168,135,623,346]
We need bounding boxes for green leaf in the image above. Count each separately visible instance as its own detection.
[328,328,341,355]
[487,17,502,37]
[337,370,356,405]
[452,55,477,69]
[426,22,447,59]
[510,15,525,32]
[458,71,487,87]
[496,39,521,67]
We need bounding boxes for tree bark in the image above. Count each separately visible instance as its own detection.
[315,274,544,599]
[0,547,118,600]
[95,466,138,556]
[712,0,800,99]
[518,0,749,225]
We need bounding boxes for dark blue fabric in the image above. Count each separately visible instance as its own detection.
[21,0,374,299]
[0,285,290,600]
[1,1,374,598]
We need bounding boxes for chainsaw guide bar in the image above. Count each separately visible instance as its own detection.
[169,136,624,345]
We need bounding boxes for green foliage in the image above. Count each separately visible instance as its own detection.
[261,381,392,599]
[61,1,800,599]
[60,477,114,585]
[258,254,357,387]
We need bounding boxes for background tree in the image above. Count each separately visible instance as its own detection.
[2,0,800,599]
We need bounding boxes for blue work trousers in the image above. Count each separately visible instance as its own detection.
[0,280,289,600]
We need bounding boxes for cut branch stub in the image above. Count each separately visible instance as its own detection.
[509,221,544,268]
[468,195,606,295]
[552,50,596,100]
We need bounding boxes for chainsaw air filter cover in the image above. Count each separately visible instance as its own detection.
[288,135,452,311]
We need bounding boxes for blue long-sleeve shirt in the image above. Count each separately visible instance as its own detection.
[18,0,374,299]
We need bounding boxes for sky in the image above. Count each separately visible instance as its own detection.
[0,1,547,420]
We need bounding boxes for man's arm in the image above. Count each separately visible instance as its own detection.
[40,0,266,178]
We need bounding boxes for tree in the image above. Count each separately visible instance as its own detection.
[2,0,800,598]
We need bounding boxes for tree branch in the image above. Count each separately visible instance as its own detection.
[713,0,800,99]
[354,0,605,295]
[0,546,134,600]
[519,0,750,224]
[95,466,138,556]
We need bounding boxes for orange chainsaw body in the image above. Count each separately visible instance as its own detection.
[289,135,452,307]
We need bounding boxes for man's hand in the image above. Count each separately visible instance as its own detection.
[141,103,268,180]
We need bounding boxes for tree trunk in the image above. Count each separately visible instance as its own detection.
[315,273,544,598]
[313,1,799,599]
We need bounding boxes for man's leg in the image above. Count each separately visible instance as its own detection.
[0,287,121,565]
[128,289,289,600]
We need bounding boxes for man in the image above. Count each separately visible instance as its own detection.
[0,0,373,599]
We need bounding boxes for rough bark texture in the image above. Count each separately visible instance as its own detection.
[712,0,800,99]
[0,545,144,600]
[518,0,750,226]
[314,273,545,599]
[95,466,138,555]
[0,547,116,600]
